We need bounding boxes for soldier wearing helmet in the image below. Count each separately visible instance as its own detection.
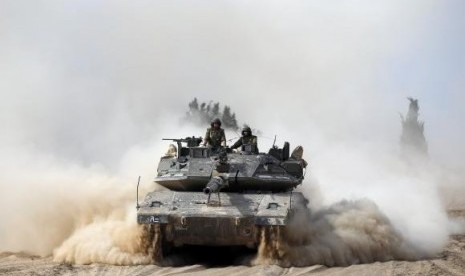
[231,126,258,153]
[203,118,226,150]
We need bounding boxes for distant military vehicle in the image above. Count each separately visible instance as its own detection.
[137,136,309,263]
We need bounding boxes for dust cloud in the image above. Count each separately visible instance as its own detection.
[1,0,465,268]
[52,210,151,265]
[253,150,465,267]
[0,146,158,265]
[250,142,465,267]
[255,200,424,267]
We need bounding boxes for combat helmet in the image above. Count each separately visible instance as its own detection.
[211,118,222,127]
[241,126,252,136]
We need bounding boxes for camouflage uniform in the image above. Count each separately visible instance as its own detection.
[231,135,257,149]
[231,126,258,153]
[204,127,226,148]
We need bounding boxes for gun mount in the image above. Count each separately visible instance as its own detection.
[203,176,228,205]
[162,137,203,159]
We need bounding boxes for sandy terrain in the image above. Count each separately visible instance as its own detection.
[1,211,464,276]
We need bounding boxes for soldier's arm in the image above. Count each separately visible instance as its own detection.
[203,129,210,146]
[231,138,242,149]
[221,129,226,146]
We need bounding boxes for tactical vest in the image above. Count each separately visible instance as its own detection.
[205,128,225,147]
[241,135,257,145]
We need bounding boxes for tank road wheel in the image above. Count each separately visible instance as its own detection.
[257,225,288,263]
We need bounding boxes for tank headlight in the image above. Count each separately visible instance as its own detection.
[267,203,279,210]
[150,201,162,207]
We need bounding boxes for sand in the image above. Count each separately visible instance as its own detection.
[1,211,464,276]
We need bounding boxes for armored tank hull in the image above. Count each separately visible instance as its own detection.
[137,137,309,263]
[138,191,307,246]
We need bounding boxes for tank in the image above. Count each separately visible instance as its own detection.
[137,136,309,263]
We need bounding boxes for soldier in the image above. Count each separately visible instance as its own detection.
[203,118,226,150]
[231,126,258,153]
[162,144,177,158]
[290,145,308,168]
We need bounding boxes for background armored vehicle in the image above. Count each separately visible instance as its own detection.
[137,136,309,263]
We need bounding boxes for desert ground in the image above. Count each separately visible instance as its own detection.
[1,211,464,276]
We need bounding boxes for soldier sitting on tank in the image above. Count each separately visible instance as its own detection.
[231,126,258,154]
[162,144,177,158]
[202,118,226,152]
[290,145,308,168]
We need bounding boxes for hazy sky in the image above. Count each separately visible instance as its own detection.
[1,0,464,168]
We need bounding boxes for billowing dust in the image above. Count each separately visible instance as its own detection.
[254,200,419,267]
[52,198,426,267]
[52,209,151,265]
[1,151,463,267]
[0,153,156,265]
[1,177,462,267]
[47,183,157,265]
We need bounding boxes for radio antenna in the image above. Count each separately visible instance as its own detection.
[136,176,141,210]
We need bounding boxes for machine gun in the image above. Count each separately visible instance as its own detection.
[163,136,202,147]
[162,137,203,158]
[203,176,228,205]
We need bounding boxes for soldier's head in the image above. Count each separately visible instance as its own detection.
[241,126,252,137]
[211,118,222,129]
